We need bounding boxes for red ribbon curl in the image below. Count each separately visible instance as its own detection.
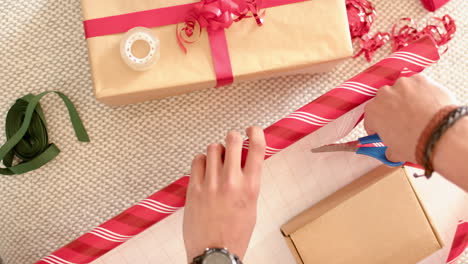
[346,0,456,62]
[177,0,265,53]
[353,32,390,62]
[346,0,376,40]
[391,15,456,53]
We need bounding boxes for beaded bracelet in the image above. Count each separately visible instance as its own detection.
[416,105,468,178]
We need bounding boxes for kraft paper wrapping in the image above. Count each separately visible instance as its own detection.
[81,0,353,105]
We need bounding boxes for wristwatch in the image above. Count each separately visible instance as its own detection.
[192,248,243,264]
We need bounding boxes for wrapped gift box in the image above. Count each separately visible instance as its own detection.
[81,0,352,105]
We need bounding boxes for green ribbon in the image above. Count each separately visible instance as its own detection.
[0,92,89,175]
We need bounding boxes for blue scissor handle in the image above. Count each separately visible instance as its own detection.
[358,133,383,144]
[356,134,404,167]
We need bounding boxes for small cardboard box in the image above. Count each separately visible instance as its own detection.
[281,166,443,264]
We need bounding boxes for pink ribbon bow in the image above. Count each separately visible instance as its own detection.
[178,0,264,53]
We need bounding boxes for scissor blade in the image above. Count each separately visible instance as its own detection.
[311,141,359,153]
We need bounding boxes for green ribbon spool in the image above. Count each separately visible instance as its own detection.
[0,92,89,175]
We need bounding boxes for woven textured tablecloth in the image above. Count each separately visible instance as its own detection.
[0,0,466,263]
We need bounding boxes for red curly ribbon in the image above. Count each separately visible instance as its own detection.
[346,0,376,40]
[353,32,390,62]
[391,15,456,53]
[346,0,456,61]
[177,0,264,52]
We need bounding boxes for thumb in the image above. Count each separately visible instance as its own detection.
[385,148,402,163]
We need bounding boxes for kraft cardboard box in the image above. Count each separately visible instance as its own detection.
[281,166,443,264]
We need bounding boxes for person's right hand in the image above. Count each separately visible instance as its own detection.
[364,74,456,163]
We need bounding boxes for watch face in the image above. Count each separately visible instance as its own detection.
[202,251,233,264]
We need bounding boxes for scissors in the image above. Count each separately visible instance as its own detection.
[311,134,404,167]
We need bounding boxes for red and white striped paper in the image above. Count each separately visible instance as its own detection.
[36,36,443,264]
[447,220,468,264]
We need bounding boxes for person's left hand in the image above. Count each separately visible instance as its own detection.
[183,127,266,262]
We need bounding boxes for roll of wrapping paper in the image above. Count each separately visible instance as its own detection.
[37,36,440,264]
[446,220,468,263]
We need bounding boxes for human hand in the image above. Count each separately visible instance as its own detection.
[183,127,266,262]
[364,74,455,163]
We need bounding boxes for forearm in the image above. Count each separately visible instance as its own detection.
[433,117,468,191]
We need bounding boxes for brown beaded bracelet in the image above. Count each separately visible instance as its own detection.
[415,105,468,178]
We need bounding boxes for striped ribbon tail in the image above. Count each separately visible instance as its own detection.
[36,36,439,264]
